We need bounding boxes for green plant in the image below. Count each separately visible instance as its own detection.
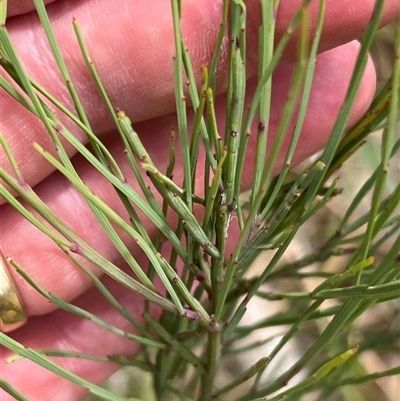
[1,0,399,400]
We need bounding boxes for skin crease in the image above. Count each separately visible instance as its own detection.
[6,0,58,17]
[0,0,399,400]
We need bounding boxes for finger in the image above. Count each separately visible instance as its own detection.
[0,263,158,401]
[0,223,250,401]
[2,0,398,192]
[1,41,376,318]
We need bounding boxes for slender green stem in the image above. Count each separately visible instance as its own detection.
[0,378,30,401]
[171,0,192,205]
[215,4,311,322]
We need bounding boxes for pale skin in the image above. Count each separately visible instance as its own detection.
[1,0,399,400]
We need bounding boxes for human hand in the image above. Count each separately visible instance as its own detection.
[1,0,399,400]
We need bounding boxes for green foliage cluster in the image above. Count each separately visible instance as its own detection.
[0,0,399,400]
